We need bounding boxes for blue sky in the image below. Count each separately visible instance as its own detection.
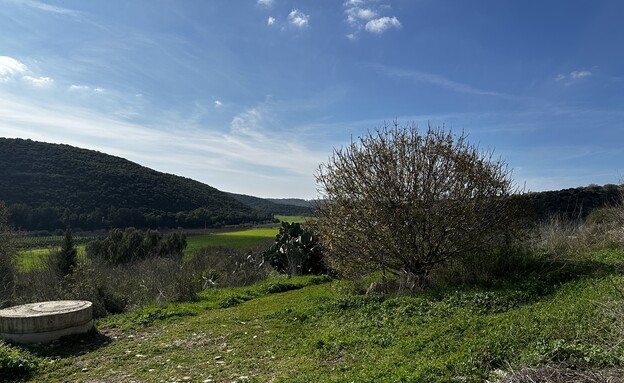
[0,0,623,199]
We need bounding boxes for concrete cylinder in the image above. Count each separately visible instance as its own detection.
[0,300,93,344]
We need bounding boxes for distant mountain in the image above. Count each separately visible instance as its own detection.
[228,193,312,216]
[0,138,272,231]
[266,198,312,208]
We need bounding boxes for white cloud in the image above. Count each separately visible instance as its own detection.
[214,100,223,108]
[69,84,104,93]
[0,56,28,80]
[267,16,276,25]
[365,16,401,33]
[343,1,401,38]
[22,75,54,88]
[257,0,274,6]
[18,0,83,16]
[570,70,592,79]
[554,70,593,85]
[288,9,309,28]
[346,7,378,25]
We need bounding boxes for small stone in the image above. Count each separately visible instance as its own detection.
[81,368,88,372]
[181,377,192,381]
[214,356,223,360]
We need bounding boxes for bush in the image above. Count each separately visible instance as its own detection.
[0,342,39,381]
[263,222,327,276]
[86,228,186,264]
[315,122,526,288]
[191,246,271,288]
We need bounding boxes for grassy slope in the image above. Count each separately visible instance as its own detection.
[11,250,624,383]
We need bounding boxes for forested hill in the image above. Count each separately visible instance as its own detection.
[530,184,623,221]
[0,138,272,231]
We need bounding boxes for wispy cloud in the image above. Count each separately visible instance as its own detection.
[365,16,401,33]
[214,100,223,108]
[22,75,54,88]
[343,0,401,38]
[344,0,364,6]
[13,0,84,17]
[570,70,592,79]
[1,56,55,88]
[374,64,510,98]
[0,56,28,80]
[257,0,274,7]
[69,84,105,93]
[288,9,309,28]
[555,69,593,84]
[267,16,276,26]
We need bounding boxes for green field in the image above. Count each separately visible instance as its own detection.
[17,246,87,271]
[16,216,308,265]
[275,215,310,224]
[184,228,278,256]
[15,215,308,266]
[16,228,278,270]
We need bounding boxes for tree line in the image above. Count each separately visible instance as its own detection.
[5,203,272,231]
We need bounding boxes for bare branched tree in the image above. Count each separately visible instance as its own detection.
[315,122,523,288]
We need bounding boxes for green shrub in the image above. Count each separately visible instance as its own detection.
[0,342,39,381]
[263,222,326,276]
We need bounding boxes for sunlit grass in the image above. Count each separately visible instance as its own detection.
[275,215,310,224]
[184,228,278,256]
[17,246,86,271]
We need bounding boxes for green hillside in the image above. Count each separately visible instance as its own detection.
[0,138,272,231]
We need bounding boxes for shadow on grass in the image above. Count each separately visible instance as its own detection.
[22,328,113,358]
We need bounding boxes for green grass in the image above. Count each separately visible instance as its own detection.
[17,246,86,271]
[275,215,311,224]
[6,249,624,382]
[184,228,279,256]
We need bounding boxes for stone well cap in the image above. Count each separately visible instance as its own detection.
[0,300,92,318]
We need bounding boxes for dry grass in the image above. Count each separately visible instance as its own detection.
[495,366,624,383]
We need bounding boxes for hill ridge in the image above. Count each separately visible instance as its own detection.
[0,138,273,231]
